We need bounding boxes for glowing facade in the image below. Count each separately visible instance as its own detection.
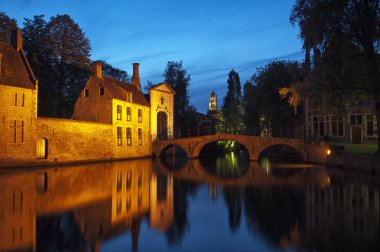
[0,30,175,162]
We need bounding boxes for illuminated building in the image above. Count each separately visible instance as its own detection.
[0,30,175,162]
[207,90,218,116]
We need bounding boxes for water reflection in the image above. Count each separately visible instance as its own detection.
[0,157,379,251]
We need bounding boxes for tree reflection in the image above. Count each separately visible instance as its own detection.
[222,187,243,232]
[243,187,305,246]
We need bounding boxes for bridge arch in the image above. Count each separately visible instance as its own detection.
[256,143,307,161]
[192,137,252,160]
[157,143,189,158]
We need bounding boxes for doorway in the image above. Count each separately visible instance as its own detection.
[351,127,362,144]
[157,112,168,140]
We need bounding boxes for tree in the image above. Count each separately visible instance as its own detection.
[97,60,130,82]
[163,61,191,127]
[0,12,17,43]
[290,0,380,152]
[46,14,92,117]
[222,69,243,133]
[243,61,302,137]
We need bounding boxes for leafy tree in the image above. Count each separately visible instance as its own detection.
[163,61,191,127]
[0,12,17,43]
[244,61,302,137]
[222,69,243,133]
[290,0,380,151]
[46,14,92,117]
[97,60,130,82]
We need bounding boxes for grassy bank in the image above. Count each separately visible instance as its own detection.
[329,143,377,156]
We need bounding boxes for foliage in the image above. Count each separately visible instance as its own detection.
[290,0,380,151]
[222,69,244,133]
[163,61,191,127]
[0,12,17,43]
[278,86,302,114]
[97,60,130,82]
[243,61,302,137]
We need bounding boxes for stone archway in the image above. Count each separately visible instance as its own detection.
[157,112,168,140]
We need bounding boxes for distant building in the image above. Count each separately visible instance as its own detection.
[0,29,175,162]
[207,90,218,116]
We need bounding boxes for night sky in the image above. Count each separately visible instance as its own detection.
[2,0,304,113]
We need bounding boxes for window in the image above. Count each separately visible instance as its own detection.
[22,93,25,107]
[117,105,122,120]
[138,194,142,207]
[161,96,164,105]
[138,109,142,123]
[126,127,132,146]
[331,116,344,137]
[116,199,122,214]
[126,92,132,102]
[350,115,362,125]
[126,107,131,121]
[84,89,89,97]
[13,120,16,143]
[117,127,122,146]
[21,121,24,143]
[138,172,142,188]
[367,115,374,136]
[14,93,17,106]
[99,87,104,96]
[138,128,142,146]
[312,116,324,137]
[126,197,131,211]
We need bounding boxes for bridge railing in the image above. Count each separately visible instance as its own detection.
[172,126,244,140]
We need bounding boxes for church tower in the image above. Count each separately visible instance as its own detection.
[208,90,217,115]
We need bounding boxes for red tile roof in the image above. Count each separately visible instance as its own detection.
[87,75,150,106]
[0,42,36,89]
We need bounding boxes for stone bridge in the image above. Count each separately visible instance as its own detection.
[154,158,330,187]
[153,134,330,163]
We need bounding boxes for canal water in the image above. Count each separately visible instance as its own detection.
[0,151,379,252]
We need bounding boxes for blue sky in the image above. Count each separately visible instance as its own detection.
[2,0,304,113]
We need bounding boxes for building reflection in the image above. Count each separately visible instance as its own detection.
[0,159,174,252]
[1,157,379,251]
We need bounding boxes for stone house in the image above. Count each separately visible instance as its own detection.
[0,29,175,162]
[0,30,38,160]
[302,78,378,144]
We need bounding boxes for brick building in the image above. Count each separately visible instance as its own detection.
[0,30,175,162]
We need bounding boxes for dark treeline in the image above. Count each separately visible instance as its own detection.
[0,12,129,118]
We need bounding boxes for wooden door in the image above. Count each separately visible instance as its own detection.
[157,112,168,140]
[351,127,362,144]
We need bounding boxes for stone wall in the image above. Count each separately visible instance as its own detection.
[36,117,114,162]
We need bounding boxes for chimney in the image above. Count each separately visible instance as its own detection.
[92,61,103,79]
[132,63,141,91]
[11,29,23,51]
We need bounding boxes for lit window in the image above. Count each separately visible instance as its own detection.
[99,87,104,96]
[126,127,132,146]
[138,109,142,123]
[117,105,122,120]
[138,128,142,146]
[127,107,131,121]
[84,89,89,97]
[117,127,122,146]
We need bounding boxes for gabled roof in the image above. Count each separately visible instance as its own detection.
[86,75,150,106]
[0,42,36,89]
[149,82,176,94]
